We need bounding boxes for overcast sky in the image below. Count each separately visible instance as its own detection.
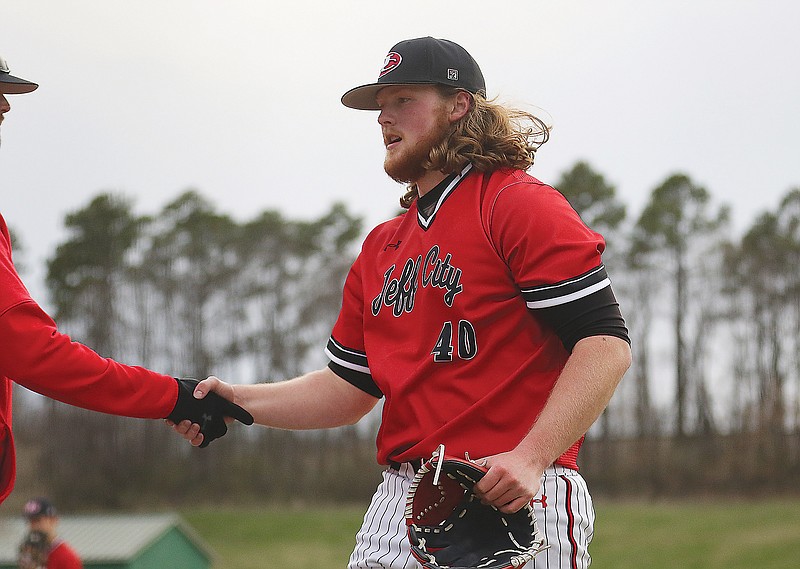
[2,0,798,307]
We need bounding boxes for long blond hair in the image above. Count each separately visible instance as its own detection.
[400,87,550,209]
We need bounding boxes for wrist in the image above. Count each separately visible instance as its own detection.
[514,434,557,473]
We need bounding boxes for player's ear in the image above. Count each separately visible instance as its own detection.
[448,90,472,123]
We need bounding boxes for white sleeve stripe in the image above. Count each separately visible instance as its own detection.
[328,337,366,359]
[525,278,611,309]
[520,265,606,295]
[325,346,371,375]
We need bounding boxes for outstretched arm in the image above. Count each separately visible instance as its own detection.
[170,367,379,446]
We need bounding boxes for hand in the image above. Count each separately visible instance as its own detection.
[472,450,545,514]
[166,376,253,447]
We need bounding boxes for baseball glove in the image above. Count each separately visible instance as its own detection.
[405,453,547,569]
[18,530,49,569]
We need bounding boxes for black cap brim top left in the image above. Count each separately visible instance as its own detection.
[0,55,38,94]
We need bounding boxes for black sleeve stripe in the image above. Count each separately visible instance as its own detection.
[327,361,383,399]
[325,337,383,398]
[325,336,369,374]
[521,265,610,309]
[535,284,631,352]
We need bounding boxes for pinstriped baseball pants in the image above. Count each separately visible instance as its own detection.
[347,463,595,569]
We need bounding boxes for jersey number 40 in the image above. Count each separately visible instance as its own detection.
[432,320,478,362]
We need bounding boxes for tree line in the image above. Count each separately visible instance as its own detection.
[9,162,800,509]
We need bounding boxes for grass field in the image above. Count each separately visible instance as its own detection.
[183,505,363,569]
[183,498,800,569]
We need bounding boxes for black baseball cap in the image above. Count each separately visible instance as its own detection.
[23,497,57,519]
[0,55,38,94]
[342,37,486,110]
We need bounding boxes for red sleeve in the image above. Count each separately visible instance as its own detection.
[0,301,177,419]
[326,221,392,398]
[326,251,382,394]
[487,178,605,288]
[0,214,31,314]
[330,251,367,357]
[0,213,177,419]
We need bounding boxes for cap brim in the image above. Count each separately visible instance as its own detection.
[341,81,436,111]
[0,74,39,95]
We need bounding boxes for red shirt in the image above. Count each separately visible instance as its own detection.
[47,540,83,569]
[0,213,178,503]
[326,166,607,468]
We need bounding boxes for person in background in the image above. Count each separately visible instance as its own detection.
[21,497,82,569]
[0,54,254,505]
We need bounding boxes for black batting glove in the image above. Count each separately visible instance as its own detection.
[167,378,254,447]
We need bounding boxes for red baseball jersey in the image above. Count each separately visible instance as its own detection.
[0,213,178,504]
[47,539,83,569]
[326,165,609,469]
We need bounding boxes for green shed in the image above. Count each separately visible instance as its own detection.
[0,513,214,569]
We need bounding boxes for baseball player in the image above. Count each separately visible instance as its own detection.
[0,55,253,505]
[22,497,83,569]
[173,37,631,568]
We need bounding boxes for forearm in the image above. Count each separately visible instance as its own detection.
[231,367,378,430]
[516,335,631,470]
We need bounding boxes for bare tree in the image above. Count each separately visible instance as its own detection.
[42,193,144,505]
[630,173,729,437]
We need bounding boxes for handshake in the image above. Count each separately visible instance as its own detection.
[166,378,254,447]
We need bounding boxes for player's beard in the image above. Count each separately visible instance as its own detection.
[383,111,452,185]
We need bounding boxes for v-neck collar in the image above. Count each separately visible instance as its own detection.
[415,163,473,230]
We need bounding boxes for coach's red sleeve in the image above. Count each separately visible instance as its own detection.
[0,299,177,419]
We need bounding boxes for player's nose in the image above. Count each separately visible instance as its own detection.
[377,108,394,126]
[0,95,10,114]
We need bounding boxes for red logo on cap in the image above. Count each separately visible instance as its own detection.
[379,52,402,77]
